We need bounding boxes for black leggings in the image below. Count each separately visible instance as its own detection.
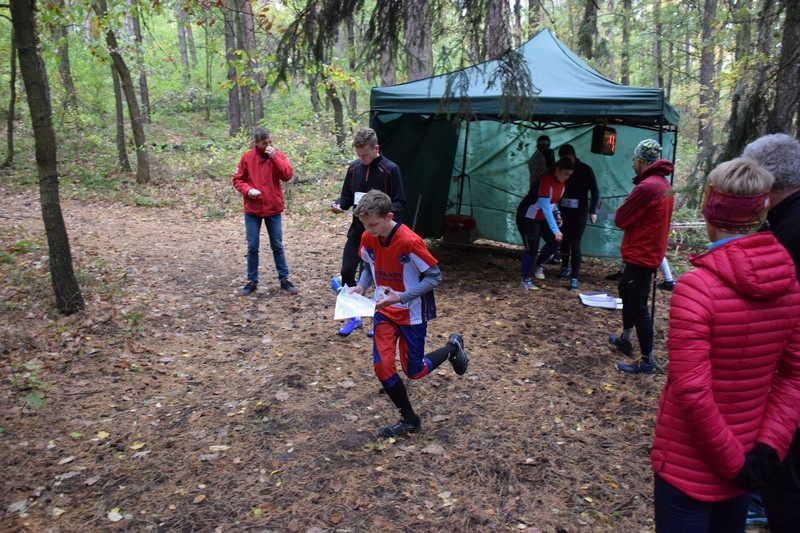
[341,235,362,287]
[559,210,588,279]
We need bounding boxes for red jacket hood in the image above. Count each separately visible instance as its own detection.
[690,232,798,300]
[633,159,674,184]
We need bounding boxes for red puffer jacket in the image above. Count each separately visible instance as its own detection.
[232,148,293,217]
[651,232,800,501]
[615,159,674,270]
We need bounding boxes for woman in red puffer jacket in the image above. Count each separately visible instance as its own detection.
[651,157,800,532]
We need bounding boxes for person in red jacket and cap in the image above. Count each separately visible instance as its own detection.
[232,127,298,296]
[609,139,674,373]
[650,156,800,532]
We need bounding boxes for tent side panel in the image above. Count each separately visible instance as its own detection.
[371,113,459,238]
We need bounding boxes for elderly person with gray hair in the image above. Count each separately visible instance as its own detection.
[743,133,800,533]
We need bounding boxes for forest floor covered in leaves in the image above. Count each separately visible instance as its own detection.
[0,176,767,533]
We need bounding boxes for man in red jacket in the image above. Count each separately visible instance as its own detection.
[609,139,674,373]
[232,127,298,296]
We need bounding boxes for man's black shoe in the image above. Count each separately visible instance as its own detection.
[609,335,634,356]
[658,280,675,291]
[448,334,469,375]
[281,279,299,295]
[379,418,421,438]
[239,281,257,296]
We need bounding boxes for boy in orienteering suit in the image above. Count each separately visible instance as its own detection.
[348,190,469,438]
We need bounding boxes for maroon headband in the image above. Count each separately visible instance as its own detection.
[701,183,770,233]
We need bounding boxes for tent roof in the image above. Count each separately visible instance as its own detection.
[370,29,680,127]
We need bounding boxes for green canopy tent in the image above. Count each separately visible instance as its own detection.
[369,29,680,258]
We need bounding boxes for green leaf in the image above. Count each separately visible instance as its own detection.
[70,432,82,438]
[26,390,45,410]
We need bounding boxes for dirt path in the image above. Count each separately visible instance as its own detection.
[0,187,718,532]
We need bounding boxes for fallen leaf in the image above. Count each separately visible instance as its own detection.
[85,476,100,486]
[209,445,230,452]
[188,411,203,423]
[275,391,289,401]
[338,379,356,388]
[328,512,343,524]
[193,494,206,504]
[7,500,28,513]
[96,431,109,439]
[69,432,82,438]
[58,456,75,465]
[129,442,145,450]
[52,507,66,517]
[422,444,447,456]
[107,509,123,522]
[132,450,151,459]
[198,453,219,461]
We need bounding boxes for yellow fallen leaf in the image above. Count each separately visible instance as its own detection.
[97,431,109,439]
[130,442,145,450]
[584,496,594,503]
[193,494,206,504]
[554,417,562,423]
[584,388,594,395]
[253,507,263,517]
[52,507,66,517]
[168,504,176,510]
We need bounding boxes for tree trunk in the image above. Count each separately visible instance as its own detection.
[405,0,433,81]
[707,0,777,205]
[578,0,598,60]
[486,0,512,58]
[240,0,263,126]
[621,0,631,84]
[10,0,85,315]
[223,3,241,135]
[325,82,346,149]
[770,0,800,134]
[46,0,78,110]
[203,23,211,122]
[653,0,663,87]
[376,0,398,86]
[527,0,543,39]
[3,25,16,168]
[112,64,131,171]
[513,0,522,48]
[308,73,321,113]
[697,0,717,166]
[127,0,150,123]
[94,0,149,184]
[176,3,197,67]
[232,0,252,132]
[346,17,357,117]
[176,3,190,83]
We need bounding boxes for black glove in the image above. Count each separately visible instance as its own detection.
[734,442,779,492]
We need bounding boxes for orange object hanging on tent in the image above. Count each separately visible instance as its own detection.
[443,214,477,231]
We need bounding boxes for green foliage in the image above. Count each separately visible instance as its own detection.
[11,362,48,410]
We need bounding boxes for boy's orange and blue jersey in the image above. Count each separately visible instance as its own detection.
[359,223,437,325]
[360,223,438,388]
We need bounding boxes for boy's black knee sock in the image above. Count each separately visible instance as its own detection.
[426,345,452,371]
[384,381,418,422]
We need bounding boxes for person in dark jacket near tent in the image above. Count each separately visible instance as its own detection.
[556,144,599,292]
[650,156,800,532]
[743,133,800,533]
[609,139,674,373]
[527,135,556,188]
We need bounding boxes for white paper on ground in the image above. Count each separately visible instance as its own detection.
[334,286,376,319]
[579,291,623,310]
